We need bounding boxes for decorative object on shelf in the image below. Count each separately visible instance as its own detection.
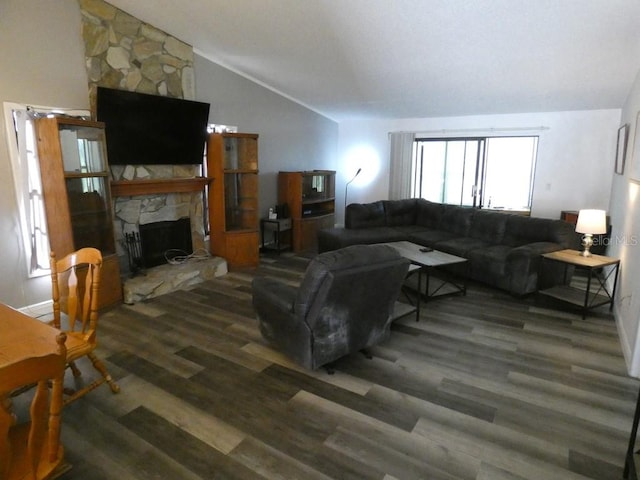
[616,123,629,175]
[344,167,362,214]
[208,124,238,133]
[575,209,607,257]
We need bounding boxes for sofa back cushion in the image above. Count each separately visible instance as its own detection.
[383,199,417,226]
[503,215,575,247]
[346,201,385,229]
[295,244,409,325]
[415,199,444,229]
[469,210,508,243]
[439,204,475,236]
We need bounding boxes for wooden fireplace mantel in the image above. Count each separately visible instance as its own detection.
[110,177,212,197]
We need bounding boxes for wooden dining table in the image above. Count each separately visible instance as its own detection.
[0,303,70,478]
[0,303,63,367]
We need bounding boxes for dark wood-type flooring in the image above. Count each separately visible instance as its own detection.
[38,253,639,479]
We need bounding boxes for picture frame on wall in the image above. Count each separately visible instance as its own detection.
[631,111,640,181]
[616,123,629,175]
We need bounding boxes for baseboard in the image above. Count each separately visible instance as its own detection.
[19,299,53,321]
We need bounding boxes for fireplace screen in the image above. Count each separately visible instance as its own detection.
[139,217,193,268]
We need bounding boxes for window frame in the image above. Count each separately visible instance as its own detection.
[3,102,90,277]
[411,135,538,212]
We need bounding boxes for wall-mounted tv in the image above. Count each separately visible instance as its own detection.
[96,87,210,165]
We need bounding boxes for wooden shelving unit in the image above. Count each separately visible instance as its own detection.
[207,133,260,268]
[35,116,122,308]
[278,170,335,253]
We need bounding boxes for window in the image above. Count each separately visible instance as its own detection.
[4,104,49,276]
[3,103,89,277]
[411,136,538,211]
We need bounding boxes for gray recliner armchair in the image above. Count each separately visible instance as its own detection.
[251,244,410,370]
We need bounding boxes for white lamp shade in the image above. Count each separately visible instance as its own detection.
[575,209,607,234]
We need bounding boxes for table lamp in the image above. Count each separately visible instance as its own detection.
[575,209,606,257]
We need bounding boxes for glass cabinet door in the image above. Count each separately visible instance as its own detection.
[58,123,115,254]
[65,176,114,253]
[224,172,258,231]
[59,124,107,173]
[223,136,258,170]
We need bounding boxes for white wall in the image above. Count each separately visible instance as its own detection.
[0,0,90,307]
[337,110,620,225]
[194,56,338,221]
[609,68,640,377]
[0,0,338,309]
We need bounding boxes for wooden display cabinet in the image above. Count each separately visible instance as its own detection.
[207,133,260,267]
[35,117,122,308]
[278,170,336,253]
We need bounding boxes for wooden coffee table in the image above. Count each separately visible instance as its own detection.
[384,241,468,321]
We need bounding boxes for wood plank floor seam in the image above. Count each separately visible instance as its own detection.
[21,252,635,480]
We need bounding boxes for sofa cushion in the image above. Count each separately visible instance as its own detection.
[407,229,457,247]
[391,225,431,236]
[434,237,489,257]
[318,226,405,251]
[384,198,418,226]
[346,201,385,229]
[415,199,445,229]
[469,210,508,244]
[503,215,575,247]
[466,244,512,278]
[439,205,475,236]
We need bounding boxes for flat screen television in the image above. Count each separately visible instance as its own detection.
[96,87,210,165]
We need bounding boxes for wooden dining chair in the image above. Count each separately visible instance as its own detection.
[0,332,68,480]
[50,247,120,405]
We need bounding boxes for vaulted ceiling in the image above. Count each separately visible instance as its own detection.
[108,0,640,122]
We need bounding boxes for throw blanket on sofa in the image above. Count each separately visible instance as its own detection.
[318,199,578,296]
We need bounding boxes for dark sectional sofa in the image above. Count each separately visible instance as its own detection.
[318,198,578,296]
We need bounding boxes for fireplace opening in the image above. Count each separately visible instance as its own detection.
[139,217,193,268]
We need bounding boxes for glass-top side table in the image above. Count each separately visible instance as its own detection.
[538,249,620,319]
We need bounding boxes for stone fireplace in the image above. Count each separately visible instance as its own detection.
[111,164,205,273]
[110,164,227,304]
[78,1,228,303]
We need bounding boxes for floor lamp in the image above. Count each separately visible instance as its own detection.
[344,168,362,216]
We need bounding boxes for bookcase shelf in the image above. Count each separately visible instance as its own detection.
[207,133,260,267]
[278,170,335,253]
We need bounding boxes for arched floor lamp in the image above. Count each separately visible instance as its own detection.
[344,168,362,216]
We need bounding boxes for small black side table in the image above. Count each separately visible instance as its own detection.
[260,218,292,254]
